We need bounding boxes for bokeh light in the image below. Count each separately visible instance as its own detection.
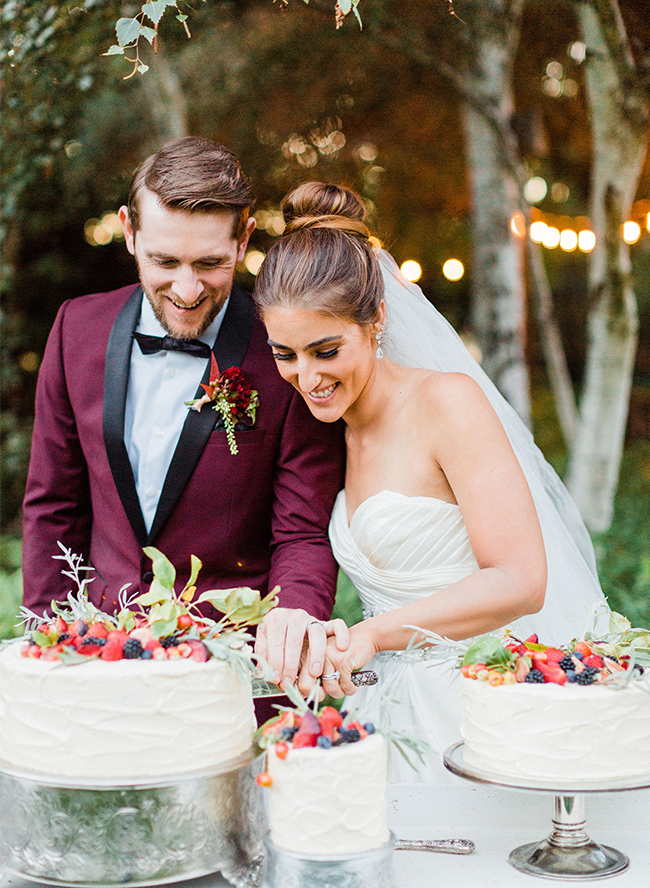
[524,177,547,204]
[542,227,561,249]
[84,211,125,247]
[530,221,548,243]
[244,250,265,276]
[511,213,526,238]
[400,260,422,282]
[623,221,641,244]
[560,230,578,252]
[442,259,464,282]
[578,230,596,252]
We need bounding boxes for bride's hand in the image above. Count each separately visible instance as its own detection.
[321,624,378,698]
[296,618,350,696]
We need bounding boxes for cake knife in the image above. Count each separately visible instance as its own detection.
[395,839,475,855]
[252,670,378,697]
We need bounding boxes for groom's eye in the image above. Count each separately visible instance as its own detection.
[272,352,294,362]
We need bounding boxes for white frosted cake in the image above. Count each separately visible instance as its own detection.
[0,545,277,781]
[0,644,255,779]
[459,627,650,782]
[259,706,389,855]
[461,678,650,781]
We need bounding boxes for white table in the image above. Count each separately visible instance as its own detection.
[2,779,649,887]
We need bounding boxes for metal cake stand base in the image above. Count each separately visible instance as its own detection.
[443,741,650,881]
[262,833,396,888]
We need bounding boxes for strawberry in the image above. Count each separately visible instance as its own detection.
[525,634,538,645]
[78,642,103,657]
[54,616,68,634]
[101,641,124,661]
[584,655,604,669]
[538,663,567,685]
[86,623,109,639]
[545,648,565,665]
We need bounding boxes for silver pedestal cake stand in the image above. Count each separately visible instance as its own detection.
[0,748,266,888]
[444,741,650,881]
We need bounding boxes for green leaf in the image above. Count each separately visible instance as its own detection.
[462,635,509,667]
[197,588,230,610]
[142,1,171,24]
[609,611,632,634]
[338,0,351,13]
[103,45,125,56]
[176,14,188,21]
[180,554,202,597]
[139,26,157,44]
[137,63,150,74]
[143,546,176,590]
[115,17,141,46]
[151,616,178,637]
[134,579,170,607]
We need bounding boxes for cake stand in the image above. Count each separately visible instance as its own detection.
[444,741,650,881]
[0,748,266,888]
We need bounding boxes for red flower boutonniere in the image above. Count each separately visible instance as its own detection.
[185,355,259,455]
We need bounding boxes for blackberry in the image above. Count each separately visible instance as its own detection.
[160,635,181,649]
[338,727,361,743]
[558,656,575,672]
[81,636,107,647]
[316,736,333,749]
[339,710,348,720]
[123,638,144,659]
[58,632,71,643]
[575,668,598,685]
[524,669,546,683]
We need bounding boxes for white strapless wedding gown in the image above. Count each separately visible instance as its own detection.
[329,488,604,784]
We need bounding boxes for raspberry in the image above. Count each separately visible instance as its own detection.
[558,656,575,672]
[524,669,546,683]
[123,638,144,659]
[584,655,604,669]
[545,648,564,664]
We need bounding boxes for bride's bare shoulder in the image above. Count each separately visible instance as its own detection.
[413,371,496,428]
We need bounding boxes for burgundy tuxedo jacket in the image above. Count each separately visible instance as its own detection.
[23,283,345,619]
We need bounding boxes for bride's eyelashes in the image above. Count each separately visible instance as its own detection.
[271,348,340,362]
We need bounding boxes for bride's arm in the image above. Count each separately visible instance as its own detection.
[323,372,547,696]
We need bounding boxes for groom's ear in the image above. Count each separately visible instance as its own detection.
[119,206,136,256]
[236,216,257,263]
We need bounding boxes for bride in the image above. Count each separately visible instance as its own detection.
[253,182,608,781]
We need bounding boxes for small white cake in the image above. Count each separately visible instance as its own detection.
[461,677,650,781]
[266,732,389,855]
[0,644,255,779]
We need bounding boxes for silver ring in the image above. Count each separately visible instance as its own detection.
[306,620,323,630]
[321,671,341,681]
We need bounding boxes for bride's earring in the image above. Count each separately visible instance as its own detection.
[375,329,384,360]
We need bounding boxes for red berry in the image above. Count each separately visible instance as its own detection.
[177,614,194,630]
[275,742,289,760]
[538,663,567,685]
[256,772,273,787]
[101,642,124,661]
[524,634,539,644]
[54,616,68,634]
[545,648,564,664]
[86,623,109,639]
[27,645,42,658]
[584,655,605,669]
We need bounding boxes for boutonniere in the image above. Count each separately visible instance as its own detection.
[185,354,259,455]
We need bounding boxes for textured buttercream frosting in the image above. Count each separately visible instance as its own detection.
[0,644,255,779]
[461,677,650,780]
[267,732,389,855]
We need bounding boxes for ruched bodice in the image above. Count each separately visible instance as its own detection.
[330,489,479,618]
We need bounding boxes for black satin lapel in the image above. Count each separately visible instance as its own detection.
[147,286,256,543]
[102,286,148,546]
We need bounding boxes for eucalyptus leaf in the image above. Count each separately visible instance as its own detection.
[115,17,141,46]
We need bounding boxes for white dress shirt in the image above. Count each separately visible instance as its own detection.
[124,295,229,534]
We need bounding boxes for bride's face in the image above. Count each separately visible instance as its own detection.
[263,305,378,423]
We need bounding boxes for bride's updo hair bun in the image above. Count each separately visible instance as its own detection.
[254,182,383,326]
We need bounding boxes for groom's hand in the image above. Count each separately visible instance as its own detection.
[255,608,349,695]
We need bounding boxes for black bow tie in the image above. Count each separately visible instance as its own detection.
[133,332,212,359]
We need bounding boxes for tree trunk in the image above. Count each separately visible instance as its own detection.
[565,0,648,533]
[459,0,530,424]
[141,44,189,141]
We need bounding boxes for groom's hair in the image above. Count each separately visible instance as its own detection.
[127,137,254,239]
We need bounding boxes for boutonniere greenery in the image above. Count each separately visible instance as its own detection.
[185,354,259,455]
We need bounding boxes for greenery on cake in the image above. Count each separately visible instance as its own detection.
[3,543,277,679]
[407,605,650,689]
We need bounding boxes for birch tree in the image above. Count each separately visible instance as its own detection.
[564,0,649,532]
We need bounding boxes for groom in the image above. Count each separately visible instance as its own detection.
[22,137,344,690]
